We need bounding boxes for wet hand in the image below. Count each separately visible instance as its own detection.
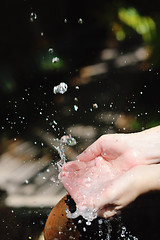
[97,164,160,218]
[77,127,160,170]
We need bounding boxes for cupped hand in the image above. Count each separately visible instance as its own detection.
[58,157,122,210]
[77,131,160,171]
[59,160,156,219]
[59,127,160,219]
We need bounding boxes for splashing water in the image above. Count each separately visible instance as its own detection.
[74,105,78,111]
[66,206,97,223]
[93,103,98,109]
[48,48,54,53]
[52,57,59,63]
[53,144,67,171]
[50,134,138,239]
[116,216,138,240]
[53,82,68,94]
[78,18,83,24]
[60,135,77,146]
[52,135,77,171]
[30,12,37,22]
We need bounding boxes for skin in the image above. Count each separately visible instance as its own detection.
[96,164,160,218]
[59,126,160,219]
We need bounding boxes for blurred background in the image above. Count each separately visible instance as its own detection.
[1,0,160,239]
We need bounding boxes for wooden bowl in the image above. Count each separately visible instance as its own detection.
[44,194,80,240]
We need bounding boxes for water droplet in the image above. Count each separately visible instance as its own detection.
[25,180,29,184]
[50,177,56,183]
[53,120,58,125]
[83,227,86,232]
[30,12,37,22]
[53,82,68,94]
[43,177,46,180]
[60,135,77,146]
[121,226,126,237]
[86,221,91,226]
[48,48,54,53]
[98,219,103,224]
[74,105,78,111]
[56,180,60,186]
[78,18,83,24]
[64,19,68,23]
[41,32,44,36]
[93,103,98,109]
[52,57,59,63]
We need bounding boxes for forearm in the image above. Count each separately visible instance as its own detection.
[136,164,160,195]
[128,126,160,165]
[140,126,160,163]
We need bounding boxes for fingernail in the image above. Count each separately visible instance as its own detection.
[103,212,108,219]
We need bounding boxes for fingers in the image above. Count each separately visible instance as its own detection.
[77,137,104,162]
[61,160,86,172]
[98,205,121,219]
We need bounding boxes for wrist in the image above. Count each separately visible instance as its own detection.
[135,164,160,194]
[130,126,160,165]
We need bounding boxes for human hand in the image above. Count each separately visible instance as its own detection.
[59,161,160,219]
[97,164,160,218]
[59,126,160,220]
[77,126,160,171]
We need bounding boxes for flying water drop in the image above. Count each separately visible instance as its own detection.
[30,12,37,22]
[52,57,59,63]
[74,105,78,111]
[53,82,68,94]
[60,135,77,146]
[78,18,83,24]
[93,103,98,109]
[48,48,54,53]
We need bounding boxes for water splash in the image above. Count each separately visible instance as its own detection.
[48,48,54,53]
[52,57,59,63]
[53,82,68,94]
[78,18,83,24]
[93,103,98,109]
[60,135,77,146]
[66,206,97,222]
[74,105,78,111]
[30,12,37,22]
[52,134,77,171]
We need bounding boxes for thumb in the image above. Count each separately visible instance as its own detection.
[77,137,103,162]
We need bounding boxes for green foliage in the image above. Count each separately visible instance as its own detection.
[117,7,157,43]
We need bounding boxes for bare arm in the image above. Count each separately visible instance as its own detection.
[98,164,160,218]
[77,126,160,169]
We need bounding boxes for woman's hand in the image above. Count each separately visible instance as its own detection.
[59,126,160,219]
[77,126,160,171]
[97,164,160,218]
